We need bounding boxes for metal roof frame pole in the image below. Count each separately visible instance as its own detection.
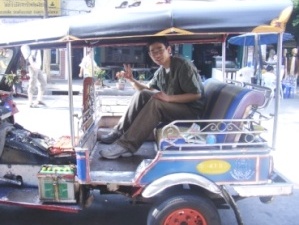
[66,41,76,146]
[242,46,247,68]
[222,35,227,81]
[253,34,260,84]
[272,32,283,149]
[91,47,95,77]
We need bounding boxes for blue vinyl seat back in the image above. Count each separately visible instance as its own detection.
[202,78,265,143]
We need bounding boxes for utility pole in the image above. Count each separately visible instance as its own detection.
[43,0,51,82]
[43,0,48,18]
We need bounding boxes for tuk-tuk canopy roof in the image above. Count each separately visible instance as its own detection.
[0,0,293,48]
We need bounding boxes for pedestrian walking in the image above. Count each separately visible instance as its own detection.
[21,45,47,107]
[79,48,99,78]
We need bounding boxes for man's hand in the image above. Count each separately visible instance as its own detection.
[123,64,149,91]
[123,64,134,81]
[153,91,170,102]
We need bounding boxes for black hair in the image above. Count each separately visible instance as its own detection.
[266,65,274,72]
[147,36,169,49]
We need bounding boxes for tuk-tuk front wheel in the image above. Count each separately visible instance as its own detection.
[147,195,221,225]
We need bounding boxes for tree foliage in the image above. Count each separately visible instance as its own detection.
[292,0,299,26]
[286,0,299,45]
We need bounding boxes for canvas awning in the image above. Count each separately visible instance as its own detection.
[0,0,293,48]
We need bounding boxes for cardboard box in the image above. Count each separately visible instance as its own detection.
[38,165,76,203]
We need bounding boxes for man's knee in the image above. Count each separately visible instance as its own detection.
[146,97,165,111]
[134,89,154,104]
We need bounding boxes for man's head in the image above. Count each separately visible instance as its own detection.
[269,49,276,56]
[147,36,169,49]
[147,36,172,67]
[292,47,298,56]
[86,47,92,55]
[266,65,274,72]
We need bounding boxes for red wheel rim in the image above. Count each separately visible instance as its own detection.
[163,208,207,225]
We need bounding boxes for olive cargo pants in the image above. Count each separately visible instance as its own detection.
[115,89,199,152]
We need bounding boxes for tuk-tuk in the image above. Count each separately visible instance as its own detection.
[0,1,294,224]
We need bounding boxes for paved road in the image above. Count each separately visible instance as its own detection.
[4,82,299,225]
[0,190,298,225]
[262,95,299,187]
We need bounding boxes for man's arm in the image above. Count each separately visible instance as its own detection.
[129,78,150,91]
[123,64,154,91]
[153,92,201,103]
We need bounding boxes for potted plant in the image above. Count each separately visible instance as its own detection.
[2,73,20,92]
[138,73,145,82]
[115,71,126,90]
[94,67,106,87]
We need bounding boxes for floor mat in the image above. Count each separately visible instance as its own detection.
[90,141,156,172]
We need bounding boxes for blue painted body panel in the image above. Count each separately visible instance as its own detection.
[138,149,271,185]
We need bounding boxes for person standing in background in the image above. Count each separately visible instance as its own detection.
[267,49,277,64]
[282,48,288,80]
[13,70,23,96]
[262,65,276,96]
[78,49,99,78]
[289,48,298,78]
[22,47,47,108]
[287,48,299,93]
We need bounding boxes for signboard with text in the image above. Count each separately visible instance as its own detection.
[0,0,61,17]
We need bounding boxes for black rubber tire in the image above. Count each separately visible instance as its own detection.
[147,194,221,225]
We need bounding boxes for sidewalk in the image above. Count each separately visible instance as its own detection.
[44,78,135,96]
[265,93,299,186]
[44,79,84,95]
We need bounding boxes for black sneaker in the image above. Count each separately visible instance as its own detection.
[98,130,121,144]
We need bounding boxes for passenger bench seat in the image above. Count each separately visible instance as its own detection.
[155,78,266,150]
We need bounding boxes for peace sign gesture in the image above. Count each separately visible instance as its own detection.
[123,64,134,81]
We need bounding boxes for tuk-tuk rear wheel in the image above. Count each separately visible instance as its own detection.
[147,194,221,225]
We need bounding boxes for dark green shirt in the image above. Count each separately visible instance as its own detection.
[148,56,205,113]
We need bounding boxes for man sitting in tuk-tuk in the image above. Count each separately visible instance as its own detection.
[98,37,205,159]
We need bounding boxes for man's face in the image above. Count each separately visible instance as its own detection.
[148,42,171,66]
